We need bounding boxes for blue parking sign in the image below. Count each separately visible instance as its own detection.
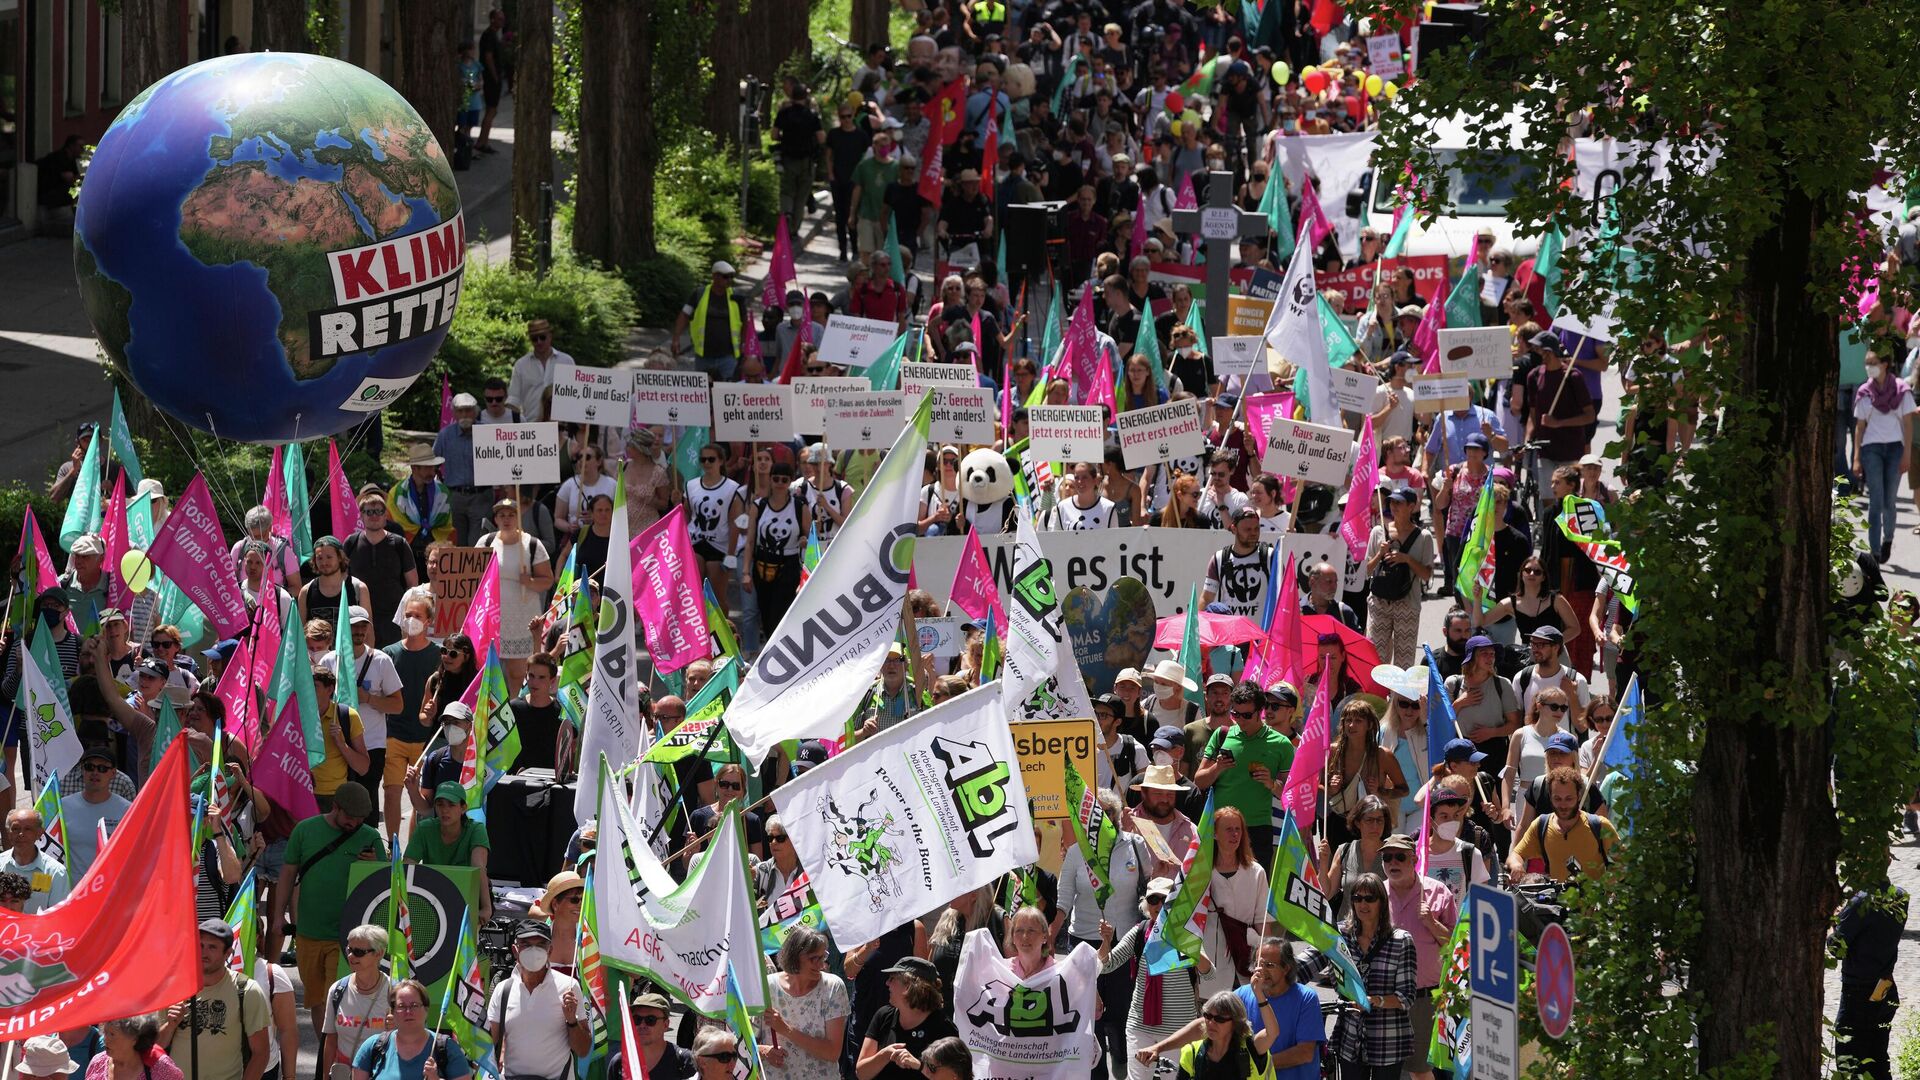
[1469,883,1517,1007]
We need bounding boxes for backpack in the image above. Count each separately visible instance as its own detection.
[1368,527,1423,601]
[1527,810,1611,874]
[363,1031,453,1078]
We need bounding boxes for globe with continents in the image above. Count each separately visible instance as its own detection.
[73,53,463,443]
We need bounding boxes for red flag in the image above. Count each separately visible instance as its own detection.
[327,438,357,539]
[0,739,199,1038]
[918,140,947,209]
[776,328,809,384]
[1310,0,1342,34]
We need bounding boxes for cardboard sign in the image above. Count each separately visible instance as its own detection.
[1116,399,1206,470]
[629,370,712,427]
[900,361,978,412]
[427,546,490,640]
[931,387,995,445]
[1227,295,1275,336]
[824,390,904,450]
[711,383,796,442]
[1330,366,1379,414]
[817,315,901,370]
[1212,335,1265,382]
[1027,405,1107,464]
[547,362,633,426]
[1011,719,1099,820]
[1262,417,1356,488]
[1411,374,1472,414]
[790,376,869,436]
[1366,32,1404,72]
[473,422,561,486]
[915,616,965,659]
[1438,326,1515,380]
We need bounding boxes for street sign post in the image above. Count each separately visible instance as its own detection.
[1469,884,1519,1080]
[1536,922,1576,1039]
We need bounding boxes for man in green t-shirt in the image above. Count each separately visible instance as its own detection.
[847,131,900,257]
[1193,681,1295,867]
[269,781,385,1035]
[404,782,494,924]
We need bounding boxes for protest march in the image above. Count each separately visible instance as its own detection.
[5,0,1918,1079]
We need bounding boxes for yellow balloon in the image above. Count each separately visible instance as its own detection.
[846,90,864,110]
[120,548,153,594]
[1170,120,1182,136]
[1271,62,1292,86]
[1383,81,1400,100]
[1302,65,1318,78]
[1365,75,1384,97]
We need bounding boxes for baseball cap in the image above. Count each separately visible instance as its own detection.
[78,744,115,766]
[1394,304,1423,319]
[451,392,479,410]
[198,918,236,943]
[712,260,737,276]
[433,781,467,804]
[1143,876,1176,901]
[1380,833,1415,853]
[631,991,672,1012]
[1430,786,1468,806]
[881,956,939,981]
[1205,672,1234,688]
[1579,453,1604,467]
[1266,683,1300,707]
[138,658,170,680]
[1387,487,1420,505]
[1443,737,1488,763]
[1150,726,1186,751]
[1464,433,1491,452]
[1114,668,1143,687]
[70,534,105,556]
[1528,330,1563,352]
[1464,634,1495,654]
[1545,732,1581,755]
[441,702,475,722]
[1529,625,1564,642]
[514,920,555,942]
[1231,506,1260,523]
[348,606,372,625]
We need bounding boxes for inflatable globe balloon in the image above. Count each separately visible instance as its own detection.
[74,53,464,443]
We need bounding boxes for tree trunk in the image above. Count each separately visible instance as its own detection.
[394,0,463,160]
[122,0,185,98]
[572,0,653,266]
[252,0,310,52]
[509,0,553,270]
[1690,178,1843,1077]
[849,0,891,53]
[701,0,809,141]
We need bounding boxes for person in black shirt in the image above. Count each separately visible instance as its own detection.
[842,921,924,1079]
[857,958,958,1080]
[687,763,767,859]
[1102,274,1143,353]
[825,107,877,261]
[772,83,825,223]
[36,135,84,210]
[605,991,694,1080]
[938,170,995,252]
[508,654,565,772]
[885,161,931,268]
[1834,885,1907,1080]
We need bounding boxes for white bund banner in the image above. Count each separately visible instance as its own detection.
[1000,510,1095,722]
[724,400,932,761]
[19,638,81,793]
[1271,131,1379,262]
[953,929,1102,1080]
[573,467,640,825]
[595,754,768,1016]
[772,683,1040,950]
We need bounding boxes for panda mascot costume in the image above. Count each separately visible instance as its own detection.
[958,448,1017,534]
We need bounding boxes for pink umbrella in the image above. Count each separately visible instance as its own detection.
[1154,611,1268,650]
[1301,614,1388,697]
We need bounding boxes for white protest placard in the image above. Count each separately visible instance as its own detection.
[824,390,904,450]
[1366,32,1404,72]
[915,616,965,659]
[818,314,901,370]
[1027,406,1107,464]
[1438,326,1515,380]
[900,361,979,412]
[473,422,562,486]
[1262,417,1356,488]
[1115,399,1205,470]
[548,362,633,426]
[1411,374,1472,414]
[1330,366,1379,414]
[711,383,797,442]
[931,387,995,445]
[1212,335,1264,382]
[791,376,869,436]
[629,370,712,427]
[1280,530,1356,590]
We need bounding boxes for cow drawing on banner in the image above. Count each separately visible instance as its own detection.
[822,791,904,912]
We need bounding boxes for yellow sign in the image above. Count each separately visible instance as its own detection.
[1226,296,1275,337]
[1012,719,1099,821]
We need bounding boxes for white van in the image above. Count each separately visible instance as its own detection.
[1359,110,1543,262]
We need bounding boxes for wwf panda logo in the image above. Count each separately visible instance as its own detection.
[1222,555,1265,605]
[762,517,796,550]
[510,463,525,480]
[862,426,874,440]
[584,403,599,420]
[1157,443,1171,458]
[749,422,763,438]
[668,406,681,422]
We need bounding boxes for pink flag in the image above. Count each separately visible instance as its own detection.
[264,446,293,553]
[1297,173,1333,249]
[145,474,251,637]
[763,217,798,310]
[628,506,713,674]
[1413,296,1447,373]
[1243,391,1298,461]
[19,508,60,597]
[1130,192,1149,259]
[1175,172,1198,211]
[744,318,763,362]
[214,637,259,750]
[327,439,357,540]
[1338,414,1378,561]
[1087,345,1118,420]
[1064,284,1100,401]
[1279,658,1334,833]
[439,375,454,431]
[1245,554,1302,688]
[948,527,1000,623]
[254,696,321,822]
[101,474,132,612]
[455,555,502,710]
[971,311,985,369]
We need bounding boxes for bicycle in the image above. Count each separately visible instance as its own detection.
[1511,439,1549,519]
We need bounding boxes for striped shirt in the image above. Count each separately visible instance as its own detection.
[1101,920,1202,1034]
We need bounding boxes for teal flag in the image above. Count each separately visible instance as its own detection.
[1533,222,1565,315]
[1319,294,1360,368]
[1042,282,1066,366]
[1257,169,1295,262]
[884,215,906,286]
[671,426,710,487]
[1444,265,1483,329]
[1182,298,1208,357]
[332,587,357,713]
[1382,206,1415,259]
[283,443,314,561]
[108,389,144,487]
[1176,583,1203,707]
[58,427,103,551]
[859,327,914,391]
[267,591,325,766]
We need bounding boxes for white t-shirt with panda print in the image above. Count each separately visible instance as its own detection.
[685,476,743,550]
[1049,496,1115,531]
[1204,542,1273,620]
[792,477,853,547]
[753,496,805,557]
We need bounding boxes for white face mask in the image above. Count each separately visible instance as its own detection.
[308,648,326,666]
[788,304,803,320]
[443,723,469,746]
[1867,365,1886,380]
[403,617,426,638]
[1436,820,1462,841]
[1151,749,1174,767]
[517,946,549,971]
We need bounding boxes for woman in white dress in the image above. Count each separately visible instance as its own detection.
[476,499,552,689]
[1196,806,1270,1001]
[756,925,849,1080]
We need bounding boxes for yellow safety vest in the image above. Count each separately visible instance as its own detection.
[974,0,1006,21]
[1177,1039,1272,1080]
[690,286,743,357]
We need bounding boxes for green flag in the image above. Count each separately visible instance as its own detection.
[1428,902,1472,1071]
[1319,294,1361,368]
[1145,791,1214,973]
[1444,264,1483,329]
[1177,583,1203,706]
[332,587,358,713]
[387,839,413,982]
[267,592,325,766]
[150,695,183,775]
[884,215,906,286]
[703,581,741,661]
[1258,169,1295,262]
[108,388,144,487]
[1135,308,1170,395]
[859,327,913,391]
[1268,811,1372,1007]
[642,657,741,764]
[1534,221,1566,315]
[58,426,103,551]
[1062,757,1118,906]
[438,912,501,1077]
[1455,480,1497,610]
[1382,206,1416,259]
[222,868,259,974]
[282,443,314,561]
[1182,297,1208,357]
[671,426,710,487]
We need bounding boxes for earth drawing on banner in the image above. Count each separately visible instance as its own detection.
[73,53,463,443]
[1063,578,1156,696]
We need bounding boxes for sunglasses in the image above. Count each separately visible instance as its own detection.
[82,763,113,774]
[716,780,743,791]
[1381,851,1410,863]
[632,1014,665,1027]
[1591,713,1613,724]
[1542,703,1569,713]
[361,507,387,517]
[1202,1013,1233,1024]
[1231,708,1258,719]
[701,1053,740,1065]
[558,891,584,904]
[485,395,506,404]
[768,833,789,843]
[700,456,720,464]
[347,946,377,958]
[1351,893,1382,903]
[151,639,179,648]
[1394,699,1420,709]
[531,333,551,341]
